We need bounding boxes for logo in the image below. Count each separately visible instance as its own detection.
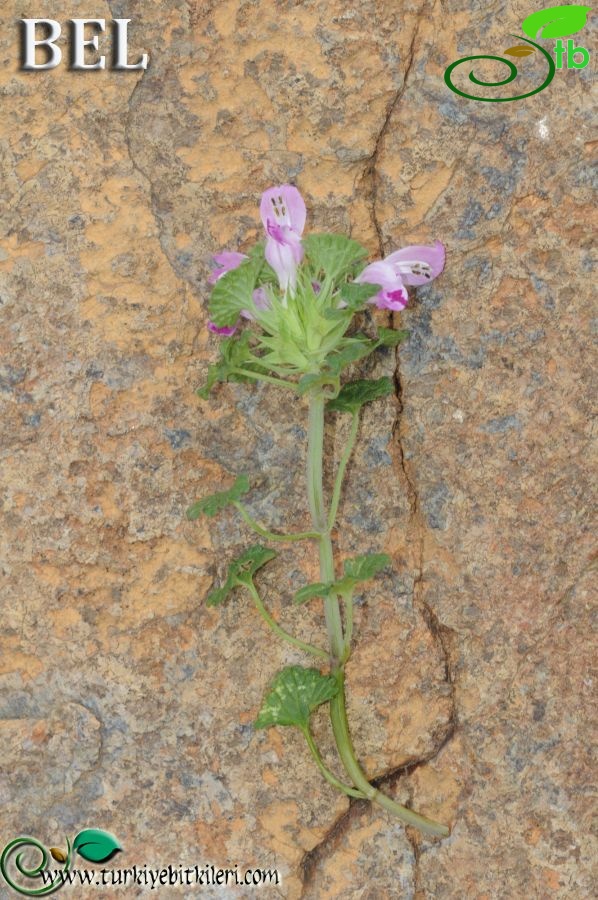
[1,829,121,895]
[444,4,592,101]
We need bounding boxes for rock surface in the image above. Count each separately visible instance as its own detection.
[1,1,595,897]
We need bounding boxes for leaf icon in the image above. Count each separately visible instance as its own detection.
[73,829,121,863]
[504,45,537,56]
[522,5,592,39]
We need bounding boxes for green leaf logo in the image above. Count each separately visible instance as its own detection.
[522,5,592,39]
[73,829,121,863]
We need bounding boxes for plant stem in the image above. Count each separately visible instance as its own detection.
[306,392,345,663]
[330,672,450,837]
[341,588,354,662]
[302,727,366,800]
[306,391,450,838]
[231,368,298,391]
[233,502,320,543]
[245,580,328,661]
[327,411,359,531]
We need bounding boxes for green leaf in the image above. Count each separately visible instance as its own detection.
[324,282,382,321]
[208,257,262,327]
[294,582,332,605]
[343,553,391,582]
[73,829,121,864]
[196,333,259,399]
[196,362,223,400]
[254,666,339,729]
[327,377,394,414]
[231,544,278,581]
[186,474,250,519]
[522,4,591,39]
[376,327,409,348]
[304,234,368,282]
[325,337,377,375]
[206,544,277,607]
[205,585,231,607]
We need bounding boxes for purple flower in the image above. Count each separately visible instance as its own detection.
[384,241,446,286]
[260,185,306,293]
[207,321,238,336]
[355,241,445,311]
[207,251,248,336]
[241,287,271,321]
[207,251,248,284]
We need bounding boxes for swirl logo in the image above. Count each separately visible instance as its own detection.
[444,4,592,102]
[0,831,121,896]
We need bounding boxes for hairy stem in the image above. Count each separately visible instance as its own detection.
[307,392,345,663]
[233,502,320,543]
[341,588,354,663]
[306,391,450,838]
[302,727,366,800]
[330,673,450,837]
[245,580,328,660]
[327,411,360,531]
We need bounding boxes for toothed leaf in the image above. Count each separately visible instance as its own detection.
[206,544,277,607]
[327,377,394,414]
[376,327,409,348]
[343,553,391,582]
[255,666,339,729]
[208,256,262,327]
[304,234,368,282]
[187,474,250,519]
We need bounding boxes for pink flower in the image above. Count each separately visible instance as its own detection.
[356,241,445,311]
[207,251,248,285]
[207,321,238,336]
[260,185,306,293]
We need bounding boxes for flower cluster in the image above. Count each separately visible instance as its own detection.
[207,184,444,337]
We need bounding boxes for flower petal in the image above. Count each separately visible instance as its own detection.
[241,287,271,320]
[355,260,399,292]
[370,285,409,311]
[265,237,302,293]
[208,320,238,336]
[208,251,248,284]
[385,240,445,286]
[260,185,306,237]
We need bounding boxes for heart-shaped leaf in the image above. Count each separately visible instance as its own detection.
[504,45,536,57]
[327,377,394,414]
[254,666,339,729]
[187,474,250,520]
[73,829,121,864]
[522,5,591,39]
[208,256,262,327]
